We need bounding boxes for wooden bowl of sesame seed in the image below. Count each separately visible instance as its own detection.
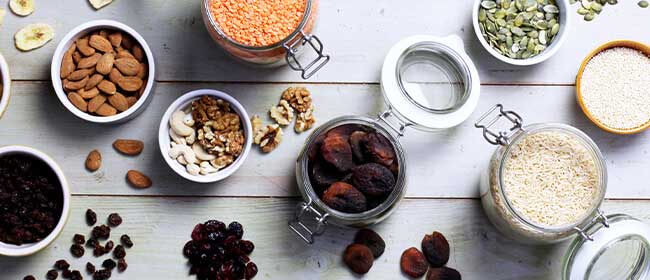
[576,40,650,135]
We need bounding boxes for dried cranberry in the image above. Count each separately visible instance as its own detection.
[239,240,255,255]
[354,229,386,258]
[352,163,395,197]
[227,222,244,239]
[102,259,117,270]
[343,244,374,274]
[107,213,122,227]
[400,247,428,278]
[46,269,58,280]
[54,259,70,270]
[117,259,128,272]
[73,234,85,245]
[113,245,126,259]
[70,244,85,258]
[204,220,226,233]
[322,182,367,213]
[421,231,450,267]
[191,223,207,241]
[120,234,133,248]
[86,262,96,274]
[86,209,97,226]
[93,244,106,257]
[244,262,258,279]
[427,267,461,280]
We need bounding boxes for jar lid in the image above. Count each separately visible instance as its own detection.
[381,35,481,131]
[563,214,650,279]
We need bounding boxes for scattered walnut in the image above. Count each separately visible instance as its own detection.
[295,106,316,133]
[269,100,294,126]
[282,87,312,113]
[254,124,283,153]
[251,115,263,134]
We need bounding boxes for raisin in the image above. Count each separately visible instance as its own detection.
[54,259,70,270]
[354,229,385,258]
[120,234,133,248]
[352,163,395,197]
[107,213,122,227]
[239,240,255,255]
[400,247,428,278]
[62,269,72,279]
[227,221,244,239]
[73,234,85,245]
[113,245,126,259]
[93,269,111,280]
[343,244,374,274]
[117,259,127,272]
[322,182,367,213]
[46,269,58,280]
[70,270,82,280]
[93,244,106,257]
[244,262,258,279]
[86,238,98,248]
[91,225,110,240]
[427,267,461,280]
[105,240,114,252]
[421,231,450,267]
[320,134,354,172]
[70,244,85,258]
[24,275,36,280]
[361,132,395,167]
[86,262,96,274]
[102,259,116,270]
[349,131,368,162]
[86,209,97,226]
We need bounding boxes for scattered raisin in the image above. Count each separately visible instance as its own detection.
[244,262,258,279]
[427,267,461,280]
[227,221,244,239]
[400,247,428,278]
[62,270,72,279]
[54,259,70,270]
[91,225,111,240]
[120,234,133,248]
[102,259,117,270]
[86,262,96,274]
[93,269,111,280]
[322,182,367,213]
[354,229,386,258]
[107,213,122,227]
[104,240,114,252]
[113,245,126,259]
[93,244,106,257]
[86,209,97,226]
[70,270,82,280]
[86,238,98,248]
[343,244,374,274]
[361,132,395,167]
[421,231,450,267]
[24,275,36,280]
[70,244,85,258]
[352,163,395,197]
[117,259,127,272]
[46,269,58,280]
[73,234,85,245]
[320,134,354,172]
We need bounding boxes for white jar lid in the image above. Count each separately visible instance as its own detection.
[381,35,481,131]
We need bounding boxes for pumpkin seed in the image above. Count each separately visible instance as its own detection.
[639,0,649,8]
[482,1,498,9]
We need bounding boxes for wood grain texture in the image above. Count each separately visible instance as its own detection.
[1,82,650,198]
[0,0,649,83]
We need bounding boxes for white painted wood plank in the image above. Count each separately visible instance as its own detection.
[1,197,649,279]
[0,0,649,83]
[1,82,650,198]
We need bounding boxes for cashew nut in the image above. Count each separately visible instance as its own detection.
[183,114,195,127]
[185,131,196,145]
[199,161,220,175]
[168,144,198,164]
[177,155,188,165]
[170,110,194,137]
[192,143,216,161]
[186,163,200,176]
[169,127,187,145]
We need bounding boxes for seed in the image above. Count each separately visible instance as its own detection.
[639,1,649,8]
[584,13,595,21]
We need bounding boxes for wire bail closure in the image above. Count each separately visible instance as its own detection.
[284,31,330,80]
[288,199,329,244]
[475,104,524,146]
[574,210,610,242]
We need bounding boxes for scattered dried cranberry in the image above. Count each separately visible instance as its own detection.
[427,267,461,280]
[73,234,85,245]
[400,247,428,278]
[227,221,244,239]
[86,209,97,226]
[93,244,106,257]
[91,225,111,240]
[107,213,122,227]
[117,259,127,272]
[70,244,85,258]
[93,269,111,280]
[421,231,450,267]
[86,262,96,274]
[23,275,36,280]
[46,269,58,280]
[70,270,82,280]
[343,244,374,274]
[54,259,70,270]
[102,259,117,270]
[354,229,385,258]
[113,245,126,259]
[239,240,255,255]
[104,240,114,252]
[120,234,133,248]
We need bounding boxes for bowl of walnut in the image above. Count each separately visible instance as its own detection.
[158,89,253,183]
[51,20,155,124]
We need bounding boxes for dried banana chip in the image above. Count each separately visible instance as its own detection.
[9,0,35,16]
[0,9,5,27]
[14,23,54,51]
[89,0,113,10]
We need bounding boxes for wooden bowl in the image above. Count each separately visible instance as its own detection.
[576,40,650,135]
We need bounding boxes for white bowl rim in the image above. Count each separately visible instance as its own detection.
[472,0,572,66]
[51,19,156,123]
[158,89,253,183]
[0,145,71,257]
[0,53,11,119]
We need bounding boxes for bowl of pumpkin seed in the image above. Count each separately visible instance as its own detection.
[473,0,571,66]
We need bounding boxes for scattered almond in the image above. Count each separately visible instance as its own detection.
[95,103,117,116]
[85,150,102,172]
[126,170,152,189]
[113,139,144,156]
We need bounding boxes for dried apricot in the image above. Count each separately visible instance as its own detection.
[361,132,395,167]
[353,229,385,258]
[421,231,450,267]
[427,267,461,280]
[352,163,396,197]
[326,124,363,140]
[320,134,354,172]
[400,247,428,278]
[343,244,374,274]
[322,182,367,213]
[349,131,367,162]
[311,160,345,188]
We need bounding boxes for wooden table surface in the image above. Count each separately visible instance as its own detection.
[1,0,650,279]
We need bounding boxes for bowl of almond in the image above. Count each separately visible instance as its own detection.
[51,20,155,124]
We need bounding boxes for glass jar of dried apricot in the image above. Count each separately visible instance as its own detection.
[201,0,329,79]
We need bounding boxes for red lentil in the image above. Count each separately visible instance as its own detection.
[209,0,307,47]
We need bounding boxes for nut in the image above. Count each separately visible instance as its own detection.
[421,231,450,268]
[85,74,104,90]
[192,142,216,161]
[186,163,200,176]
[108,32,121,47]
[269,99,294,126]
[97,80,117,95]
[67,68,93,81]
[426,267,461,280]
[113,139,144,156]
[64,76,89,91]
[114,57,140,76]
[68,92,88,112]
[88,94,107,113]
[61,52,75,79]
[126,170,152,188]
[95,103,117,116]
[254,124,283,153]
[294,106,315,133]
[96,53,114,75]
[108,92,129,112]
[85,150,102,172]
[169,143,198,165]
[343,244,374,275]
[79,87,100,99]
[89,35,113,53]
[281,87,312,113]
[77,37,95,56]
[117,76,143,92]
[400,247,428,278]
[170,110,194,137]
[77,53,102,69]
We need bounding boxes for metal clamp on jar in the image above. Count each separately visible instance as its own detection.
[289,35,481,243]
[476,104,650,280]
[201,0,329,79]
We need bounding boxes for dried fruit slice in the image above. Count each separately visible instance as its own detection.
[9,0,35,16]
[14,23,54,51]
[89,0,113,10]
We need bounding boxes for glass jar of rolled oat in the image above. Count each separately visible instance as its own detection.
[201,0,329,79]
[289,35,481,243]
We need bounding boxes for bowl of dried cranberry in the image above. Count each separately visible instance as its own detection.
[0,146,71,257]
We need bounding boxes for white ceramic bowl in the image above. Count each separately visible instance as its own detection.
[51,20,156,124]
[0,146,71,257]
[159,89,253,183]
[0,52,11,119]
[472,0,571,66]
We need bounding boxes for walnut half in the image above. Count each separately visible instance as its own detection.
[282,87,312,113]
[295,106,316,133]
[269,99,294,126]
[254,124,283,153]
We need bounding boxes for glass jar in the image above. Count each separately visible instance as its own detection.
[200,0,329,79]
[289,35,482,243]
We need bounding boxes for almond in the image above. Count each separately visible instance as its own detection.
[117,77,143,92]
[99,29,109,39]
[126,170,152,189]
[96,53,114,75]
[98,80,117,95]
[67,69,92,81]
[76,37,96,56]
[88,94,107,113]
[60,52,75,79]
[95,103,117,116]
[108,32,122,47]
[68,92,88,112]
[72,51,82,64]
[121,35,134,49]
[77,53,102,69]
[132,45,144,62]
[85,150,102,172]
[85,74,104,90]
[114,57,140,76]
[64,76,89,91]
[108,92,128,112]
[116,49,135,60]
[65,42,77,57]
[89,34,113,53]
[79,87,100,99]
[109,68,124,84]
[126,96,138,107]
[136,63,147,79]
[113,139,144,155]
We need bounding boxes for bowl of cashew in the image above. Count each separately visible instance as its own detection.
[158,89,253,183]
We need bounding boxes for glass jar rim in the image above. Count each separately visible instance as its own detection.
[202,0,314,51]
[297,115,407,221]
[496,123,608,234]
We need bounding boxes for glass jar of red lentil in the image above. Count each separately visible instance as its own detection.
[201,0,329,79]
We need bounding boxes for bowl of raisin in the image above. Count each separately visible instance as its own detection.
[0,146,71,256]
